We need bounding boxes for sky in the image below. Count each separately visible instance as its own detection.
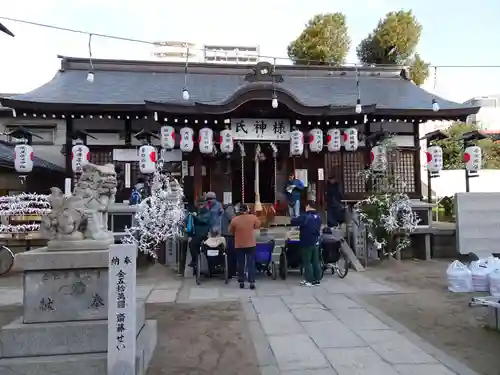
[1,0,500,102]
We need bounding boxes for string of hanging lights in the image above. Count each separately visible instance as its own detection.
[86,33,94,83]
[1,16,496,69]
[182,43,190,101]
[0,13,450,113]
[271,58,279,109]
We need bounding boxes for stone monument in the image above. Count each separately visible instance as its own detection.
[0,164,157,375]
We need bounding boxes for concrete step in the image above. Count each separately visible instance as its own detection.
[0,303,145,358]
[0,319,157,375]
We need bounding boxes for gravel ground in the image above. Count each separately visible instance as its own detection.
[146,301,260,375]
[363,259,500,375]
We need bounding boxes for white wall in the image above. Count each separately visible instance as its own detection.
[470,107,500,130]
[430,169,500,197]
[0,116,66,167]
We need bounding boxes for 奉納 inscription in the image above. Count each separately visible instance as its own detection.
[39,297,55,311]
[23,268,108,323]
[90,293,105,309]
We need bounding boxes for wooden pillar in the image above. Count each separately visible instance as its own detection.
[193,151,202,202]
[64,118,74,181]
[413,120,423,199]
[124,118,132,146]
[364,121,372,194]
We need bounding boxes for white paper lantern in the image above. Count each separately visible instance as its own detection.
[343,128,359,151]
[290,130,304,157]
[71,144,90,173]
[179,127,194,152]
[327,129,341,152]
[198,127,214,154]
[14,144,34,173]
[139,145,157,174]
[160,125,175,150]
[308,128,323,153]
[219,129,234,153]
[464,145,482,173]
[426,145,443,174]
[370,145,387,172]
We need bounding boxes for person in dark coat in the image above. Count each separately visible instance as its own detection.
[188,199,211,267]
[205,191,223,234]
[325,175,344,228]
[291,201,322,287]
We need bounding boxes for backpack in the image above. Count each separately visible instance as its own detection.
[185,213,195,236]
[129,188,142,205]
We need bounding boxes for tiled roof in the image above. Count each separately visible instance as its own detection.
[1,57,477,115]
[0,140,64,172]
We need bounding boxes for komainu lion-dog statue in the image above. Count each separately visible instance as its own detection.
[41,163,117,250]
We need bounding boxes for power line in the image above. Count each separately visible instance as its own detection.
[2,15,500,69]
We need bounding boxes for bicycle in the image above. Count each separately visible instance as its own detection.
[0,245,14,276]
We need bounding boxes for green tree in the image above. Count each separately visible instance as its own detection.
[408,53,430,86]
[288,13,350,66]
[435,122,500,169]
[356,10,430,85]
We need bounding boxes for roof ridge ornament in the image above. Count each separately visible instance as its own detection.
[245,62,284,83]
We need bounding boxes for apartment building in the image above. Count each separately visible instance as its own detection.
[152,41,260,64]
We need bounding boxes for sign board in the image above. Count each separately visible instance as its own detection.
[113,149,138,162]
[124,163,131,188]
[108,244,137,375]
[318,168,324,181]
[455,192,500,258]
[231,118,290,141]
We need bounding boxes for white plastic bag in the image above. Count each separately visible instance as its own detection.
[470,260,492,292]
[489,268,500,296]
[447,260,473,293]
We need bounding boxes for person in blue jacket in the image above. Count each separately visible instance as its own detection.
[291,201,322,287]
[188,198,211,268]
[284,172,304,217]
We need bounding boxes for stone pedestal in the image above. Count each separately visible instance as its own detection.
[0,247,157,375]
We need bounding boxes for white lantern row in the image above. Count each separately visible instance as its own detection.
[464,145,482,173]
[71,144,90,173]
[290,130,304,156]
[370,145,387,172]
[327,129,342,152]
[160,126,361,156]
[219,129,234,153]
[343,128,359,152]
[14,144,34,173]
[139,145,157,174]
[308,128,323,153]
[179,127,194,152]
[160,125,175,150]
[198,127,214,154]
[426,145,443,174]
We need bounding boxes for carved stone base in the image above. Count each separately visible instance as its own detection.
[2,245,157,375]
[47,238,114,251]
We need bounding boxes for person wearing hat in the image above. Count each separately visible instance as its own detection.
[188,198,211,268]
[229,204,261,289]
[205,191,223,235]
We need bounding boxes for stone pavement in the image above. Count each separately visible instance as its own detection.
[0,269,478,375]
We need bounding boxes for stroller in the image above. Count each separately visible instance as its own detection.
[279,228,325,280]
[195,234,229,285]
[254,238,277,279]
[319,227,349,278]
